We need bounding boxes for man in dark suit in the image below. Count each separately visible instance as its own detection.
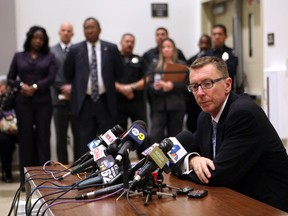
[172,56,288,212]
[51,22,80,164]
[64,17,123,158]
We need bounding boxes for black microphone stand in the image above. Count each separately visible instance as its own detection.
[116,151,131,200]
[129,169,176,206]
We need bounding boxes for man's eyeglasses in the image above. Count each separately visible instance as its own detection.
[187,77,227,92]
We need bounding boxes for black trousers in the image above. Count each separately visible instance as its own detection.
[0,133,16,177]
[53,103,80,163]
[74,95,115,159]
[15,102,52,183]
[116,99,147,158]
[149,109,185,144]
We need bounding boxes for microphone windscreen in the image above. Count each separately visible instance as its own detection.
[131,120,147,131]
[175,130,194,151]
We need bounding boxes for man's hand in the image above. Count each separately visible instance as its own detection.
[115,82,134,99]
[20,84,35,97]
[189,156,215,184]
[61,84,72,99]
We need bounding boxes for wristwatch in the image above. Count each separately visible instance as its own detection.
[131,83,137,90]
[32,83,38,90]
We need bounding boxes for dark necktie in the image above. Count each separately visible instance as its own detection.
[64,46,69,53]
[212,120,217,159]
[90,45,99,102]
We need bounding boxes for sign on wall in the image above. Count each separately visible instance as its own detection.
[151,3,168,17]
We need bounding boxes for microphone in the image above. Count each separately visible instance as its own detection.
[75,182,124,200]
[76,157,146,189]
[58,125,124,180]
[130,138,174,187]
[76,155,123,189]
[70,124,124,167]
[114,120,147,164]
[166,130,193,163]
[166,138,189,163]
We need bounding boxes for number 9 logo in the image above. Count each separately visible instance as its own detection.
[138,132,145,141]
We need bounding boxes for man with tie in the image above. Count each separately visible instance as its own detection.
[50,22,80,164]
[172,56,288,212]
[64,17,123,158]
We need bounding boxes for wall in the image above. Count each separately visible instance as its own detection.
[12,0,200,64]
[0,0,202,76]
[0,0,17,75]
[262,0,288,139]
[1,0,202,161]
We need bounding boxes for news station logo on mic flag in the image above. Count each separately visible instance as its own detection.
[122,123,147,145]
[149,146,168,169]
[101,129,118,145]
[167,137,187,163]
[87,139,102,151]
[96,155,115,171]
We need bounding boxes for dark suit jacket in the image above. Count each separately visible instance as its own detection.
[50,43,68,106]
[7,51,56,104]
[64,40,122,119]
[172,92,288,211]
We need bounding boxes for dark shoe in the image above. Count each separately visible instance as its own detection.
[2,172,13,183]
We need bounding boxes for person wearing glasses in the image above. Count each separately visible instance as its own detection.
[172,56,288,212]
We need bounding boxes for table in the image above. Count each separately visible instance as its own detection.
[24,166,288,216]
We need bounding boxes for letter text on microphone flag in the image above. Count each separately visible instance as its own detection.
[149,146,168,169]
[96,155,115,171]
[96,155,121,184]
[101,129,118,145]
[167,137,188,163]
[92,145,107,162]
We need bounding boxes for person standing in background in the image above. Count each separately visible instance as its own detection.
[64,17,123,158]
[186,35,212,133]
[50,22,80,164]
[205,24,238,91]
[115,33,147,158]
[0,79,17,183]
[7,26,56,183]
[142,27,186,72]
[147,38,187,143]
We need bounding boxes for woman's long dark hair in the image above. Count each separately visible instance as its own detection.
[23,25,49,54]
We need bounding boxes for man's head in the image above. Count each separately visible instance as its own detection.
[199,34,212,51]
[211,24,227,49]
[120,33,135,55]
[58,22,74,45]
[188,56,232,118]
[155,27,168,47]
[83,17,101,44]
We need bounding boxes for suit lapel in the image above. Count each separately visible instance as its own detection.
[216,92,239,154]
[56,43,66,61]
[100,41,108,73]
[80,42,90,78]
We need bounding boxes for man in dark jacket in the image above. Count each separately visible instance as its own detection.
[172,56,288,212]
